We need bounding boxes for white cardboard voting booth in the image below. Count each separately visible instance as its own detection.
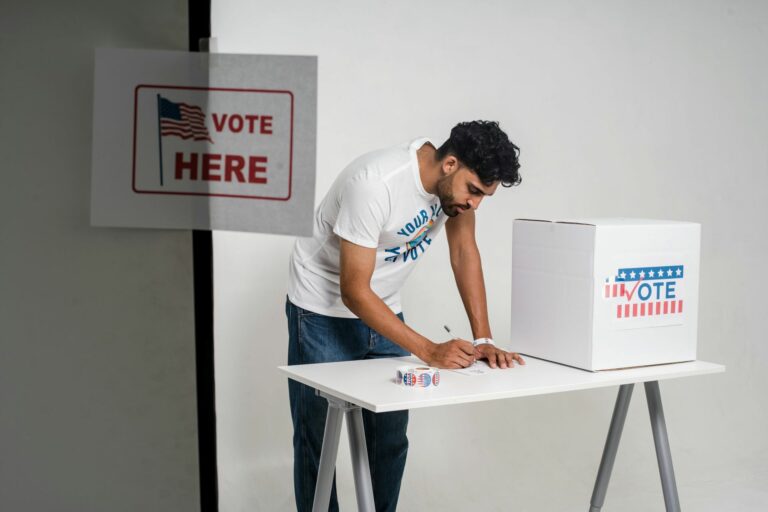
[510,218,700,371]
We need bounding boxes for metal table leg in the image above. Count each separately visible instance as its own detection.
[312,394,345,512]
[312,391,376,512]
[645,381,681,512]
[346,407,376,512]
[589,381,682,511]
[590,384,634,512]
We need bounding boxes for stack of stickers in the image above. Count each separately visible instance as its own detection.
[396,366,440,388]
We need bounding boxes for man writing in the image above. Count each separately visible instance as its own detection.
[286,120,525,511]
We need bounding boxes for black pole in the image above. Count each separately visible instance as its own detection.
[193,232,216,512]
[188,1,217,511]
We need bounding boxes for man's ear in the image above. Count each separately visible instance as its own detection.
[442,156,459,175]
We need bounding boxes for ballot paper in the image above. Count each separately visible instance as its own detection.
[453,360,492,376]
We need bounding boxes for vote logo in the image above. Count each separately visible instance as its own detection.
[384,203,443,264]
[603,265,685,319]
[132,85,294,200]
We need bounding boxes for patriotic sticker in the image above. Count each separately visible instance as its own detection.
[395,366,440,388]
[602,264,686,329]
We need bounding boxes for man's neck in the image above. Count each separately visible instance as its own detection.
[417,142,440,194]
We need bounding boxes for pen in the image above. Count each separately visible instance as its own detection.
[443,325,476,365]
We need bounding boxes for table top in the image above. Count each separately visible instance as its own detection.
[278,356,725,413]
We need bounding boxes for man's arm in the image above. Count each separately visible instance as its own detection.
[445,210,492,339]
[445,211,525,369]
[339,238,475,369]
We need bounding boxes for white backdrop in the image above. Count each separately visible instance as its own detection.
[212,1,768,510]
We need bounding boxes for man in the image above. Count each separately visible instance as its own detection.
[286,120,525,511]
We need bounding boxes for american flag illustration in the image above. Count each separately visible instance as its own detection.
[604,265,684,319]
[157,95,213,143]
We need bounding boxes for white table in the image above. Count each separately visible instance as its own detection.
[279,356,724,511]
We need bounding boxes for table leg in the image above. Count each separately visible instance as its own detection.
[589,383,634,512]
[312,395,345,512]
[346,407,376,512]
[312,392,376,512]
[645,381,681,512]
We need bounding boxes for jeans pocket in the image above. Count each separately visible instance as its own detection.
[297,312,360,363]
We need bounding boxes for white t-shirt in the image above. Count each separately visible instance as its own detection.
[288,138,448,318]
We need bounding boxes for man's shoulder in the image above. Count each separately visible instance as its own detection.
[342,141,413,182]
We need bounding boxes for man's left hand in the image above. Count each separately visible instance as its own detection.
[474,344,526,369]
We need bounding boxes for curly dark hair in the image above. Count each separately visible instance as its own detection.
[435,121,521,187]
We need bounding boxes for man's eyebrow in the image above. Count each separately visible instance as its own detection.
[471,182,495,196]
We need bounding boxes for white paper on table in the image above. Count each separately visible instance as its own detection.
[452,360,492,376]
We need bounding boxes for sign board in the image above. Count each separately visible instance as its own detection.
[91,48,317,234]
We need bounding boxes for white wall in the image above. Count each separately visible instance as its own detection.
[213,1,768,510]
[0,2,201,511]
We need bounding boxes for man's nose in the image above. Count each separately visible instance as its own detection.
[469,197,483,210]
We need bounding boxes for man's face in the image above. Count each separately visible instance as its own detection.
[436,162,499,217]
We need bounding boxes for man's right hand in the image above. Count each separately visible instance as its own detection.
[425,339,476,369]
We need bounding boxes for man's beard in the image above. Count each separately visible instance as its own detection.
[437,175,461,217]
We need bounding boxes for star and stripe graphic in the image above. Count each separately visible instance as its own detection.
[604,265,685,319]
[155,95,213,186]
[157,95,213,143]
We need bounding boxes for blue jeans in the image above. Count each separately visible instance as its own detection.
[286,298,410,512]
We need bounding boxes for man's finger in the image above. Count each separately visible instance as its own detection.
[451,344,474,363]
[498,351,508,369]
[487,351,498,369]
[504,352,514,367]
[441,357,460,369]
[456,340,475,355]
[446,355,461,368]
[456,350,474,366]
[454,356,471,368]
[513,353,526,365]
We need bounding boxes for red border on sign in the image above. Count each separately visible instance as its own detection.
[132,84,295,200]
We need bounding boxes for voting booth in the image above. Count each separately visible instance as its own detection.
[510,218,701,371]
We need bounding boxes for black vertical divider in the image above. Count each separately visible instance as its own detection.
[188,1,217,511]
[193,228,216,512]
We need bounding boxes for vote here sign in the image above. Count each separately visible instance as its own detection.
[91,48,317,234]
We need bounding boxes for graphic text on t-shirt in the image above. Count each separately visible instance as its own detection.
[384,203,443,263]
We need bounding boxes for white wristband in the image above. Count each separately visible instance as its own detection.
[472,338,495,347]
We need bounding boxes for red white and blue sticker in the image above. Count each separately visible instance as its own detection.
[396,366,440,388]
[603,264,686,328]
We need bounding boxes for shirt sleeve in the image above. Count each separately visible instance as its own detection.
[333,176,391,249]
